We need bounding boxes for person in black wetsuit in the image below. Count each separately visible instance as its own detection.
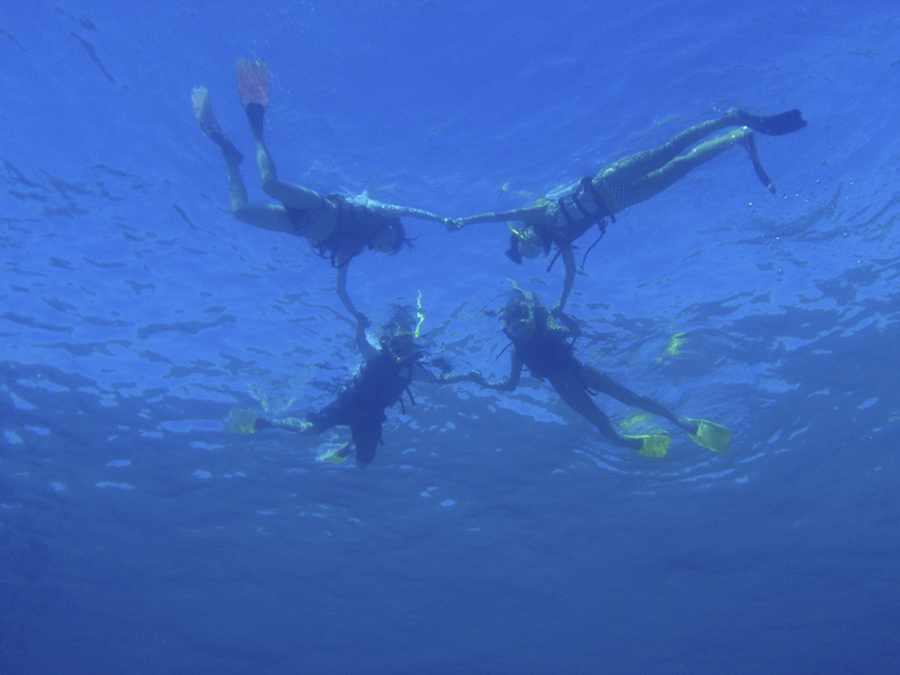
[231,307,483,467]
[193,60,446,323]
[473,291,732,457]
[445,108,807,310]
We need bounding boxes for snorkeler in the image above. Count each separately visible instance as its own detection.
[230,307,483,467]
[445,108,807,310]
[472,291,732,457]
[193,60,447,323]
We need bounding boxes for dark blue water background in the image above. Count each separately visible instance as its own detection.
[1,1,898,673]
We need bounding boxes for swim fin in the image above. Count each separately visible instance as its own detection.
[236,59,270,110]
[686,419,732,453]
[192,87,244,162]
[732,108,807,136]
[317,442,354,464]
[228,408,260,434]
[625,434,671,458]
[742,132,776,193]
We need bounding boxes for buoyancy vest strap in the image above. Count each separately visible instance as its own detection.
[546,248,562,272]
[572,177,596,218]
[580,224,607,270]
[557,177,611,226]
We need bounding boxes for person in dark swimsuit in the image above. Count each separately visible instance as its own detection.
[193,60,446,323]
[230,307,483,467]
[473,291,732,457]
[446,108,807,310]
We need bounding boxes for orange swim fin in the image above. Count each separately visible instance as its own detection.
[236,59,270,110]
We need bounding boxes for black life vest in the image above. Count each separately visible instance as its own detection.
[339,351,416,416]
[288,195,398,267]
[511,330,578,380]
[552,176,614,245]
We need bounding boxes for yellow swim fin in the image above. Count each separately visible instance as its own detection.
[229,408,260,434]
[686,419,732,453]
[625,434,671,458]
[316,442,354,464]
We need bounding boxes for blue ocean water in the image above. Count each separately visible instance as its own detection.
[1,0,898,672]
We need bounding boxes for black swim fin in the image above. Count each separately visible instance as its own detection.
[733,108,807,136]
[743,133,777,193]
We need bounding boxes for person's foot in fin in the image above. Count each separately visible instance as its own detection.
[228,408,260,434]
[625,434,671,458]
[317,442,354,464]
[728,108,807,136]
[192,87,244,163]
[676,417,700,435]
[739,130,777,193]
[243,102,266,139]
[236,58,270,134]
[685,418,733,453]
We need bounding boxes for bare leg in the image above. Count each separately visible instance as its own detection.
[221,140,297,232]
[602,113,741,183]
[221,147,248,211]
[597,107,804,208]
[193,88,295,232]
[579,365,696,434]
[626,127,752,204]
[548,369,642,450]
[244,103,325,210]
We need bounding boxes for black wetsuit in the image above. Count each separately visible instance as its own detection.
[509,326,579,380]
[510,312,681,425]
[307,350,416,464]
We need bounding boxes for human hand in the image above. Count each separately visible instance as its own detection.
[551,305,582,337]
[444,218,463,232]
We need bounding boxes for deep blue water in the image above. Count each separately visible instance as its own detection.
[2,1,899,673]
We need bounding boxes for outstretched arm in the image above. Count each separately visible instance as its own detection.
[433,369,489,385]
[446,205,547,230]
[558,244,577,311]
[336,263,370,326]
[229,408,316,435]
[354,313,379,361]
[421,356,523,391]
[373,202,446,223]
[478,353,524,392]
[254,415,315,434]
[407,361,486,385]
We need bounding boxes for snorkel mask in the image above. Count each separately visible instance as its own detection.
[503,291,537,340]
[380,297,426,363]
[383,331,418,364]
